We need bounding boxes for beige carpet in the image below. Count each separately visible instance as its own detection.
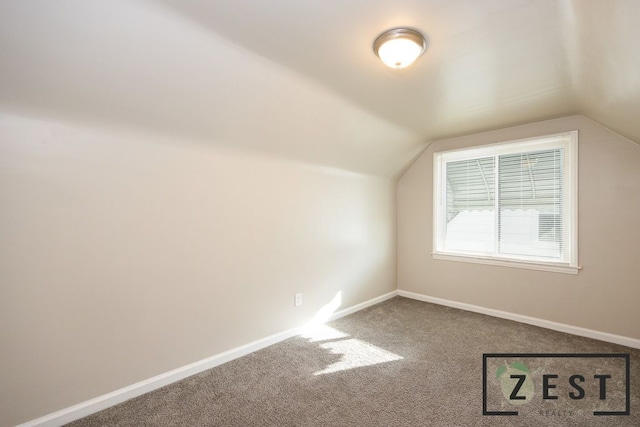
[68,297,639,426]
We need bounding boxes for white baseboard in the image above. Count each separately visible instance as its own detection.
[17,328,302,427]
[327,290,397,322]
[398,290,640,350]
[17,290,398,427]
[19,288,636,426]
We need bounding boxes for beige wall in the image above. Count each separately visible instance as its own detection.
[398,115,640,341]
[0,113,397,426]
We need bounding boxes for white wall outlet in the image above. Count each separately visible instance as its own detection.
[294,293,303,307]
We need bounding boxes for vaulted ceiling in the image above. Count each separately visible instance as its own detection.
[1,0,639,176]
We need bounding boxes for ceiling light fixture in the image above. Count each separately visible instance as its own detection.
[373,28,427,69]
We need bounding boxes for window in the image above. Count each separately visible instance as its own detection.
[433,131,578,274]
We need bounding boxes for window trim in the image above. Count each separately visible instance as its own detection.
[432,131,579,274]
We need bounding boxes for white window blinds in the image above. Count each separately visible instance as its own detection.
[433,131,578,272]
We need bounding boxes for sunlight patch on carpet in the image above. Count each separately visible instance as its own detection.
[313,338,403,375]
[298,290,403,375]
[300,324,349,343]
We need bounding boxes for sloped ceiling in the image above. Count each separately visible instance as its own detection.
[1,0,639,176]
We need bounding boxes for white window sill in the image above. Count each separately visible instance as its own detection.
[432,252,581,275]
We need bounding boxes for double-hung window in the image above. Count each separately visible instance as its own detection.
[433,131,578,274]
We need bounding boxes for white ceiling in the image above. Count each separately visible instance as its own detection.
[1,0,639,176]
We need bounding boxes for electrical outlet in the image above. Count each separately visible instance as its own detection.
[294,293,303,307]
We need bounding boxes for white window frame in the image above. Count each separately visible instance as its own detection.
[433,131,579,274]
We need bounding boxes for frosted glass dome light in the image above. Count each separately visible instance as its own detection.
[374,28,427,69]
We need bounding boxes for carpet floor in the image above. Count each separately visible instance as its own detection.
[68,297,639,426]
